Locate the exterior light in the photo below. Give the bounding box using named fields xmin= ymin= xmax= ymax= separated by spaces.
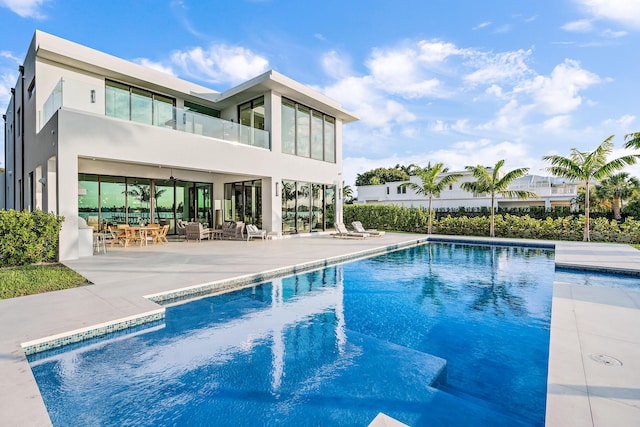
xmin=275 ymin=182 xmax=279 ymax=197
xmin=90 ymin=89 xmax=96 ymax=103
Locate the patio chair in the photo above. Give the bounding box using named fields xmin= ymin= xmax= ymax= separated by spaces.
xmin=186 ymin=223 xmax=214 ymax=242
xmin=332 ymin=222 xmax=368 ymax=239
xmin=107 ymin=226 xmax=126 ymax=247
xmin=222 ymin=221 xmax=245 ymax=240
xmin=246 ymin=224 xmax=266 ymax=241
xmin=124 ymin=226 xmax=144 ymax=247
xmin=176 ymin=220 xmax=188 ymax=240
xmin=154 ymin=224 xmax=170 ymax=244
xmin=352 ymin=221 xmax=385 ymax=237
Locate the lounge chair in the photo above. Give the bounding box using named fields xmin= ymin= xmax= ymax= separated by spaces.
xmin=333 ymin=222 xmax=368 ymax=239
xmin=246 ymin=224 xmax=266 ymax=241
xmin=186 ymin=223 xmax=214 ymax=242
xmin=352 ymin=221 xmax=385 ymax=237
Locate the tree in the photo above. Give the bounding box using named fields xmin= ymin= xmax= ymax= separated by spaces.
xmin=395 ymin=163 xmax=420 ymax=176
xmin=355 ymin=167 xmax=410 ymax=186
xmin=624 ymin=132 xmax=640 ymax=150
xmin=343 ymin=184 xmax=355 ymax=204
xmin=595 ymin=172 xmax=640 ymax=219
xmin=543 ymin=135 xmax=639 ymax=241
xmin=399 ymin=162 xmax=462 ymax=234
xmin=461 ymin=160 xmax=535 ymax=237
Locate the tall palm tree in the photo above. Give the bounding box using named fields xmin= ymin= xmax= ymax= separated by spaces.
xmin=461 ymin=160 xmax=535 ymax=237
xmin=400 ymin=162 xmax=462 ymax=234
xmin=595 ymin=172 xmax=640 ymax=219
xmin=543 ymin=136 xmax=639 ymax=241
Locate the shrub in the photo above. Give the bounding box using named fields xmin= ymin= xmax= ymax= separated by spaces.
xmin=344 ymin=204 xmax=640 ymax=243
xmin=0 ymin=210 xmax=64 ymax=267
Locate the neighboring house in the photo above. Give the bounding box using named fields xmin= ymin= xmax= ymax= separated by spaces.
xmin=356 ymin=169 xmax=579 ymax=210
xmin=3 ymin=31 xmax=357 ymax=260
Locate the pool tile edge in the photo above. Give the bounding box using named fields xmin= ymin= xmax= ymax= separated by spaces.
xmin=21 ymin=308 xmax=165 ymax=356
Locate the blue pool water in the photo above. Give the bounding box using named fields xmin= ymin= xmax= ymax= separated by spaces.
xmin=29 ymin=243 xmax=556 ymax=426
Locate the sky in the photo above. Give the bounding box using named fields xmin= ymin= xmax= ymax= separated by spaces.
xmin=1 ymin=0 xmax=640 ymax=189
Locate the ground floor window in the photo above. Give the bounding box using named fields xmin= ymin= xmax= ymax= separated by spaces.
xmin=78 ymin=174 xmax=212 ymax=234
xmin=282 ymin=180 xmax=335 ymax=234
xmin=224 ymin=180 xmax=262 ymax=228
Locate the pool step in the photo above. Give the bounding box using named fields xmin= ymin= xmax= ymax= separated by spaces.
xmin=295 ymin=331 xmax=534 ymax=426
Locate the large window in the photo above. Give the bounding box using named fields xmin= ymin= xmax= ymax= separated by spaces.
xmin=78 ymin=174 xmax=212 ymax=233
xmin=281 ymin=99 xmax=296 ymax=155
xmin=105 ymin=80 xmax=175 ymax=127
xmin=281 ymin=180 xmax=335 ymax=234
xmin=296 ymin=106 xmax=310 ymax=158
xmin=281 ymin=98 xmax=336 ymax=163
xmin=224 ymin=180 xmax=262 ymax=228
xmin=239 ymin=97 xmax=265 ymax=147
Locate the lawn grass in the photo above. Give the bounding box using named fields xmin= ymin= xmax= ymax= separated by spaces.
xmin=0 ymin=264 xmax=90 ymax=300
xmin=632 ymin=244 xmax=640 ymax=251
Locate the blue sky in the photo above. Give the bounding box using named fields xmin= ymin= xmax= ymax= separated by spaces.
xmin=2 ymin=0 xmax=640 ymax=186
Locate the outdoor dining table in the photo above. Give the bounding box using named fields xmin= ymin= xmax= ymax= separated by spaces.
xmin=129 ymin=226 xmax=160 ymax=246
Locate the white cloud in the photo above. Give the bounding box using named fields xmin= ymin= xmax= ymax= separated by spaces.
xmin=464 ymin=49 xmax=533 ymax=85
xmin=518 ymin=59 xmax=601 ymax=115
xmin=366 ymin=46 xmax=441 ymax=99
xmin=133 ymin=58 xmax=175 ymax=76
xmin=485 ymin=84 xmax=505 ymax=98
xmin=493 ymin=24 xmax=512 ymax=34
xmin=562 ymin=19 xmax=594 ymax=32
xmin=0 ymin=51 xmax=21 ymax=63
xmin=0 ymin=70 xmax=17 ymax=110
xmin=574 ymin=0 xmax=640 ymax=30
xmin=323 ymin=76 xmax=416 ymax=129
xmin=473 ymin=21 xmax=492 ymax=30
xmin=169 ymin=44 xmax=269 ymax=85
xmin=0 ymin=0 xmax=49 ymax=18
xmin=416 ymin=40 xmax=465 ymax=63
xmin=321 ymin=50 xmax=351 ymax=80
xmin=543 ymin=115 xmax=571 ymax=130
xmin=603 ymin=114 xmax=636 ymax=128
xmin=602 ymin=29 xmax=627 ymax=38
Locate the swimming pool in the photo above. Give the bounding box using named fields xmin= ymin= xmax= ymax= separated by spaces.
xmin=29 ymin=242 xmax=556 ymax=426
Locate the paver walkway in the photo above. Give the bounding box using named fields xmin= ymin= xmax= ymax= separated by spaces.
xmin=0 ymin=234 xmax=638 ymax=426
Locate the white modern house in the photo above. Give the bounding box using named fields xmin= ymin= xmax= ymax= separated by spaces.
xmin=356 ymin=170 xmax=579 ymax=210
xmin=3 ymin=31 xmax=357 ymax=260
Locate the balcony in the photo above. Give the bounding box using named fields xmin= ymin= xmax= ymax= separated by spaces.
xmin=40 ymin=78 xmax=270 ymax=149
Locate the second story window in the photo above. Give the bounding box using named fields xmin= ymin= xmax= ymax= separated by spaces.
xmin=105 ymin=80 xmax=175 ymax=128
xmin=281 ymin=97 xmax=336 ymax=163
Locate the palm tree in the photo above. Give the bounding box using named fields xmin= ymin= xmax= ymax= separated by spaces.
xmin=461 ymin=160 xmax=535 ymax=237
xmin=342 ymin=184 xmax=354 ymax=204
xmin=543 ymin=136 xmax=639 ymax=241
xmin=395 ymin=163 xmax=420 ymax=176
xmin=595 ymin=172 xmax=640 ymax=219
xmin=399 ymin=162 xmax=462 ymax=234
xmin=624 ymin=132 xmax=640 ymax=150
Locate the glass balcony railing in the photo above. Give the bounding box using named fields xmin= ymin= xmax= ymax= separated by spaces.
xmin=39 ymin=78 xmax=270 ymax=150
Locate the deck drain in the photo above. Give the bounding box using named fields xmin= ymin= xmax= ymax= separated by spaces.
xmin=589 ymin=353 xmax=623 ymax=366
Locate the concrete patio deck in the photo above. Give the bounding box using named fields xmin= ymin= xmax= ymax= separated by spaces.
xmin=0 ymin=233 xmax=638 ymax=426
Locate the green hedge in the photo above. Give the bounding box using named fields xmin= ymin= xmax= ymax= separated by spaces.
xmin=344 ymin=204 xmax=640 ymax=243
xmin=0 ymin=210 xmax=64 ymax=267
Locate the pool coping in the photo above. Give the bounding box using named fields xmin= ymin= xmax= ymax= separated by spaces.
xmin=3 ymin=233 xmax=639 ymax=426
